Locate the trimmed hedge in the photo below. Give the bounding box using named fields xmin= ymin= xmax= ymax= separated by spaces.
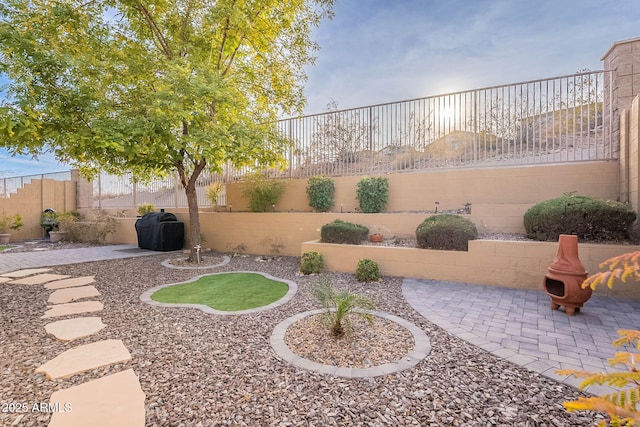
xmin=300 ymin=251 xmax=324 ymax=275
xmin=416 ymin=214 xmax=478 ymax=251
xmin=523 ymin=195 xmax=636 ymax=242
xmin=306 ymin=176 xmax=335 ymax=212
xmin=320 ymin=219 xmax=369 ymax=244
xmin=356 ymin=259 xmax=381 ymax=282
xmin=356 ymin=176 xmax=389 ymax=213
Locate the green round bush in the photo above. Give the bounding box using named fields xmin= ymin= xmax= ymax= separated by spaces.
xmin=300 ymin=251 xmax=324 ymax=275
xmin=523 ymin=195 xmax=636 ymax=242
xmin=306 ymin=176 xmax=335 ymax=212
xmin=356 ymin=259 xmax=381 ymax=282
xmin=356 ymin=176 xmax=389 ymax=213
xmin=416 ymin=214 xmax=478 ymax=251
xmin=320 ymin=219 xmax=369 ymax=244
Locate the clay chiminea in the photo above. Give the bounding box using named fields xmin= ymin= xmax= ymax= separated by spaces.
xmin=543 ymin=234 xmax=591 ymax=316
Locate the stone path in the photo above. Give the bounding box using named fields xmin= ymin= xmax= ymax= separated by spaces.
xmin=1 ymin=268 xmax=146 ymax=426
xmin=403 ymin=278 xmax=640 ymax=395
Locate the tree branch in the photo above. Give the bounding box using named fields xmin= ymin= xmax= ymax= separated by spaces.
xmin=134 ymin=0 xmax=173 ymax=59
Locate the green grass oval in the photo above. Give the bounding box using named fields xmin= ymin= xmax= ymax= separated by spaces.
xmin=151 ymin=272 xmax=289 ymax=311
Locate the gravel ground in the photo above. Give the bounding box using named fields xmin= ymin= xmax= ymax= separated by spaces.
xmin=0 ymin=249 xmax=600 ymax=426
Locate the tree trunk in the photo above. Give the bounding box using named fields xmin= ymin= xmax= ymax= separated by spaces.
xmin=176 ymin=154 xmax=206 ymax=263
xmin=184 ymin=180 xmax=201 ymax=262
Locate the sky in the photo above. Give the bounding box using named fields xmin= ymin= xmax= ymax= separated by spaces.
xmin=1 ymin=0 xmax=640 ymax=177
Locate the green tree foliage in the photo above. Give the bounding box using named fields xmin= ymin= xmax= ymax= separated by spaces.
xmin=559 ymin=251 xmax=640 ymax=426
xmin=0 ymin=0 xmax=333 ymax=260
xmin=306 ymin=175 xmax=335 ymax=212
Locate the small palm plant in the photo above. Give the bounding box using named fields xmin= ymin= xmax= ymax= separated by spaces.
xmin=559 ymin=251 xmax=640 ymax=426
xmin=313 ymin=277 xmax=376 ymax=338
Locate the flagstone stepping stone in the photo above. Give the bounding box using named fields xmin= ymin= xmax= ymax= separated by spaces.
xmin=9 ymin=273 xmax=71 ymax=285
xmin=45 ymin=276 xmax=96 ymax=290
xmin=48 ymin=368 xmax=145 ymax=427
xmin=36 ymin=339 xmax=131 ymax=379
xmin=1 ymin=268 xmax=52 ymax=278
xmin=42 ymin=301 xmax=104 ymax=319
xmin=48 ymin=286 xmax=100 ymax=304
xmin=45 ymin=317 xmax=106 ymax=341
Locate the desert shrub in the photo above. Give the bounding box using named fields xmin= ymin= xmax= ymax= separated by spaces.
xmin=320 ymin=219 xmax=368 ymax=244
xmin=416 ymin=214 xmax=478 ymax=251
xmin=242 ymin=173 xmax=286 ymax=212
xmin=0 ymin=212 xmax=23 ymax=233
xmin=313 ymin=277 xmax=376 ymax=338
xmin=137 ymin=203 xmax=155 ymax=216
xmin=58 ymin=210 xmax=116 ymax=244
xmin=306 ymin=176 xmax=335 ymax=212
xmin=524 ymin=195 xmax=636 ymax=242
xmin=559 ymin=251 xmax=640 ymax=425
xmin=300 ymin=251 xmax=324 ymax=274
xmin=356 ymin=176 xmax=389 ymax=213
xmin=356 ymin=259 xmax=381 ymax=282
xmin=205 ymin=182 xmax=224 ymax=205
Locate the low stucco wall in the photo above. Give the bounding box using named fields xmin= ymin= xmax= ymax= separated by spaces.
xmin=301 ymin=239 xmax=640 ymax=300
xmin=225 ymin=161 xmax=620 ymax=214
xmin=108 ymin=212 xmax=640 ymax=300
xmin=107 ymin=208 xmax=561 ymax=253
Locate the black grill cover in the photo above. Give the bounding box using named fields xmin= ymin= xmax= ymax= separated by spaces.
xmin=135 ymin=212 xmax=184 ymax=251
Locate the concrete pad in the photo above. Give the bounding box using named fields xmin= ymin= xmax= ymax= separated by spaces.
xmin=1 ymin=268 xmax=52 ymax=278
xmin=42 ymin=301 xmax=104 ymax=319
xmin=45 ymin=317 xmax=106 ymax=341
xmin=48 ymin=369 xmax=145 ymax=427
xmin=45 ymin=276 xmax=96 ymax=290
xmin=36 ymin=339 xmax=131 ymax=379
xmin=48 ymin=286 xmax=100 ymax=304
xmin=9 ymin=274 xmax=71 ymax=285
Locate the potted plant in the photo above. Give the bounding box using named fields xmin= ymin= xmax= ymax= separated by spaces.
xmin=41 ymin=209 xmax=67 ymax=242
xmin=0 ymin=212 xmax=24 ymax=244
xmin=369 ymin=233 xmax=384 ymax=243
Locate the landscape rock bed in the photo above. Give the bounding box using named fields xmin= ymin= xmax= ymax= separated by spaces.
xmin=0 ymin=251 xmax=599 ymax=426
xmin=284 ymin=314 xmax=414 ymax=368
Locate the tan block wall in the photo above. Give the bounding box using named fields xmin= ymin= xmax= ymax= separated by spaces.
xmin=226 ymin=162 xmax=621 ymax=214
xmin=0 ymin=179 xmax=76 ymax=242
xmin=630 ymin=97 xmax=640 ymax=212
xmin=302 ymin=240 xmax=640 ymax=300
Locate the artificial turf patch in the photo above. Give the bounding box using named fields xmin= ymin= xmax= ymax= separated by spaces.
xmin=151 ymin=272 xmax=288 ymax=311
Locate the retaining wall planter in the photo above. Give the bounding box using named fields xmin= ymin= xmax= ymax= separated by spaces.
xmin=301 ymin=239 xmax=640 ymax=300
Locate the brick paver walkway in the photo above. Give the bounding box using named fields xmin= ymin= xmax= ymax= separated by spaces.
xmin=403 ymin=278 xmax=640 ymax=395
xmin=0 ymin=245 xmax=164 ymax=273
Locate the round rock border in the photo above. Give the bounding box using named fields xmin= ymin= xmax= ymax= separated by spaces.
xmin=270 ymin=309 xmax=431 ymax=378
xmin=161 ymin=255 xmax=231 ymax=270
xmin=140 ymin=271 xmax=297 ymax=315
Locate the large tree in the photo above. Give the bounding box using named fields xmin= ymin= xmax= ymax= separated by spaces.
xmin=0 ymin=0 xmax=333 ymax=260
